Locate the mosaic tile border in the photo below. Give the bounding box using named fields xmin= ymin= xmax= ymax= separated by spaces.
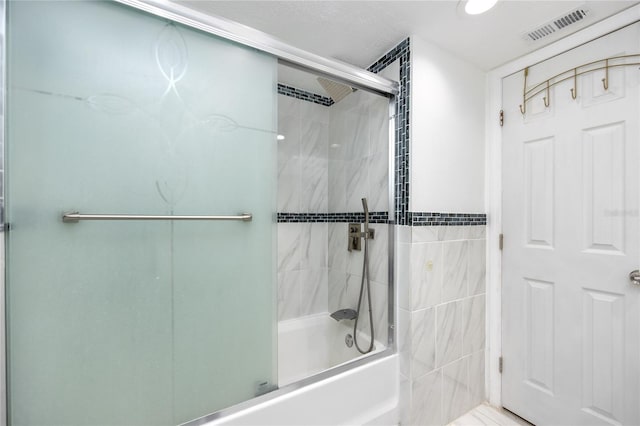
xmin=277 ymin=83 xmax=334 ymax=107
xmin=277 ymin=212 xmax=390 ymax=224
xmin=368 ymin=37 xmax=410 ymax=225
xmin=409 ymin=212 xmax=487 ymax=226
xmin=277 ymin=39 xmax=488 ymax=228
xmin=277 ymin=212 xmax=486 ymax=226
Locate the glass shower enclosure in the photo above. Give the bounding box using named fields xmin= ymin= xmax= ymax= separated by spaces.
xmin=5 ymin=1 xmax=277 ymax=424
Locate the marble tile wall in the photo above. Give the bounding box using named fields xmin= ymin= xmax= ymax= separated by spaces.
xmin=277 ymin=94 xmax=329 ymax=320
xmin=327 ymin=222 xmax=389 ymax=344
xmin=326 ymin=89 xmax=391 ymax=344
xmin=398 ymin=225 xmax=487 ymax=425
xmin=278 ymin=94 xmax=329 ymax=214
xmin=277 ymin=88 xmax=391 ymax=334
xmin=328 ymin=89 xmax=389 ymax=214
xmin=277 ymin=222 xmax=328 ymax=320
xmin=277 ymin=43 xmax=487 ymax=424
xmin=276 ymin=39 xmax=488 ymax=425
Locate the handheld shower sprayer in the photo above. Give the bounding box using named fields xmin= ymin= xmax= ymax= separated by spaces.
xmin=330 ymin=197 xmax=375 ymax=354
xmin=361 ymin=197 xmax=369 ymax=230
xmin=353 ymin=197 xmax=374 ymax=354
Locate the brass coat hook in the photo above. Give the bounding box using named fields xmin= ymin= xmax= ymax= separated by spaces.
xmin=543 ymin=80 xmax=550 ymax=108
xmin=519 ymin=67 xmax=529 ymax=115
xmin=570 ymin=68 xmax=577 ymax=99
xmin=602 ymin=59 xmax=609 ymax=90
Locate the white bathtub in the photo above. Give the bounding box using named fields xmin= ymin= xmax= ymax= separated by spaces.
xmin=207 ymin=313 xmax=398 ymax=425
xmin=277 ymin=313 xmax=384 ymax=386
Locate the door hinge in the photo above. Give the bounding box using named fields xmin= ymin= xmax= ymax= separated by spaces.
xmin=499 ymin=233 xmax=504 ymax=250
xmin=499 ymin=109 xmax=504 ymax=127
xmin=499 ymin=356 xmax=503 ymax=373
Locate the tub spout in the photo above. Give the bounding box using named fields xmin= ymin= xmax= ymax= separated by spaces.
xmin=330 ymin=309 xmax=358 ymax=321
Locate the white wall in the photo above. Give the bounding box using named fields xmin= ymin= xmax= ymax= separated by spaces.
xmin=410 ymin=35 xmax=486 ymax=213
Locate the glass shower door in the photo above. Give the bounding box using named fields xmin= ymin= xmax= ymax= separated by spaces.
xmin=5 ymin=1 xmax=277 ymax=424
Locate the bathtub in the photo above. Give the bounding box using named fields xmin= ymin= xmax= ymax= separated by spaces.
xmin=205 ymin=313 xmax=399 ymax=425
xmin=277 ymin=313 xmax=384 ymax=386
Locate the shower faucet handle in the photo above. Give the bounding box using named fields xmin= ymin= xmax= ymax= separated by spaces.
xmin=348 ymin=223 xmax=362 ymax=251
xmin=348 ymin=223 xmax=375 ymax=252
xmin=362 ymin=228 xmax=375 ymax=240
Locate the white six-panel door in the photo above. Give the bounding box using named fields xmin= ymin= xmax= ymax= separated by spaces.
xmin=502 ymin=23 xmax=640 ymax=425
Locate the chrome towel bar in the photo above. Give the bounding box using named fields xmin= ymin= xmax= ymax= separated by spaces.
xmin=62 ymin=212 xmax=252 ymax=223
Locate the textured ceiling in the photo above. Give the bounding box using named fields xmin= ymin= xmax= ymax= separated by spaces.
xmin=175 ymin=1 xmax=638 ymax=71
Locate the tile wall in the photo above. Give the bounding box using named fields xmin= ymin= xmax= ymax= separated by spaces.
xmin=368 ymin=37 xmax=487 ymax=426
xmin=276 ymin=85 xmax=391 ymax=341
xmin=277 ymin=94 xmax=329 ymax=215
xmin=327 ymin=222 xmax=389 ymax=345
xmin=398 ymin=225 xmax=487 ymax=425
xmin=327 ymin=89 xmax=389 ymax=214
xmin=276 ymin=94 xmax=329 ymax=321
xmin=368 ymin=38 xmax=410 ymax=225
xmin=326 ymin=88 xmax=390 ymax=344
xmin=276 ymin=37 xmax=488 ymax=426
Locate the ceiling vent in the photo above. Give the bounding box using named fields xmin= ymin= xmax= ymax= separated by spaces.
xmin=522 ymin=6 xmax=591 ymax=42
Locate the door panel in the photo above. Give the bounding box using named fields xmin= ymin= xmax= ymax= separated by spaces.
xmin=502 ymin=23 xmax=640 ymax=426
xmin=524 ymin=136 xmax=555 ymax=248
xmin=582 ymin=122 xmax=625 ymax=254
xmin=5 ymin=2 xmax=277 ymax=424
xmin=523 ymin=277 xmax=555 ymax=396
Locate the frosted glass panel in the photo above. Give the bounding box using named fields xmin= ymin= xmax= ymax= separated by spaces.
xmin=5 ymin=1 xmax=277 ymax=425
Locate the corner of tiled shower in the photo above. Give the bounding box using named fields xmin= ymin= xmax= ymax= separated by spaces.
xmin=277 ymin=37 xmax=489 ymax=425
xmin=276 ymin=89 xmax=390 ymax=345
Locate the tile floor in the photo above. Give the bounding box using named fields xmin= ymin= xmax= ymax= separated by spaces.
xmin=448 ymin=403 xmax=533 ymax=426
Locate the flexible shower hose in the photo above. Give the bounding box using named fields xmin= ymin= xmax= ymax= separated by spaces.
xmin=353 ymin=221 xmax=375 ymax=354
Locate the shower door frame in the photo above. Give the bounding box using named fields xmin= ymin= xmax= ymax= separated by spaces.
xmin=0 ymin=0 xmax=399 ymax=424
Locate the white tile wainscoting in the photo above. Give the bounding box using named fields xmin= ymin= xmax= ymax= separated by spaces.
xmin=398 ymin=225 xmax=487 ymax=425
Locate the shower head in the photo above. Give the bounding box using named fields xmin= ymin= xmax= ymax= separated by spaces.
xmin=317 ymin=77 xmax=354 ymax=103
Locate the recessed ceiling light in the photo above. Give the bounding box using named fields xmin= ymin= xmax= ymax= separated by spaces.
xmin=276 ymin=134 xmax=285 ymax=141
xmin=465 ymin=0 xmax=498 ymax=15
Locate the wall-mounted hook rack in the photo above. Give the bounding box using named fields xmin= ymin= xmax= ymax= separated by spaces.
xmin=518 ymin=54 xmax=640 ymax=115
